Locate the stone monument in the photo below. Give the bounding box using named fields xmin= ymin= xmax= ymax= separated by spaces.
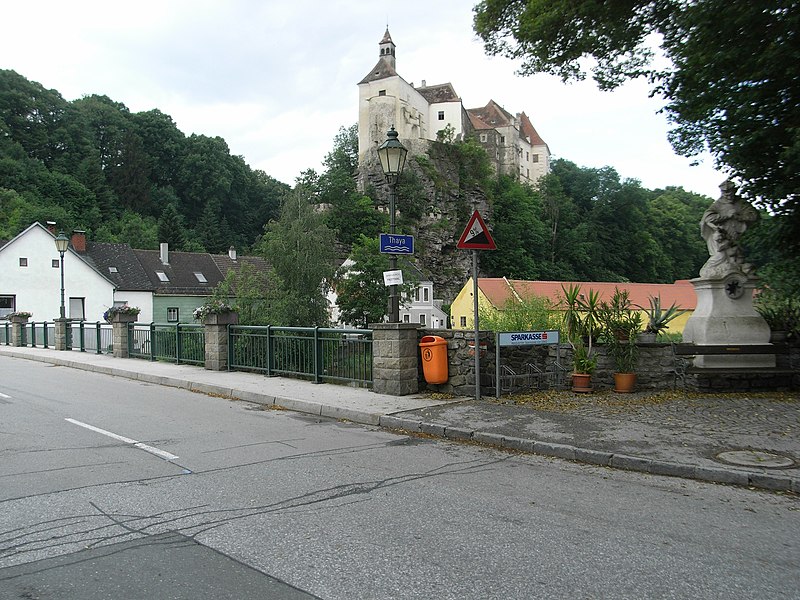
xmin=682 ymin=181 xmax=773 ymax=367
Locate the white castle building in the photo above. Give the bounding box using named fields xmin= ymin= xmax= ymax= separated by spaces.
xmin=358 ymin=29 xmax=551 ymax=184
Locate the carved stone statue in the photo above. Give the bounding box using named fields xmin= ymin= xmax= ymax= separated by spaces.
xmin=699 ymin=180 xmax=758 ymax=279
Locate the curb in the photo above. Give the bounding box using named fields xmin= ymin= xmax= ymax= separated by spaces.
xmin=377 ymin=415 xmax=800 ymax=494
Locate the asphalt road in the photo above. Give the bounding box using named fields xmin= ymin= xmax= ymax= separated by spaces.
xmin=0 ymin=357 xmax=798 ymax=599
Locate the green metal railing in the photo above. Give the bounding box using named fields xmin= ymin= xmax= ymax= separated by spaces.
xmin=66 ymin=321 xmax=113 ymax=354
xmin=128 ymin=322 xmax=205 ymax=365
xmin=1 ymin=322 xmax=10 ymax=345
xmin=229 ymin=326 xmax=373 ymax=386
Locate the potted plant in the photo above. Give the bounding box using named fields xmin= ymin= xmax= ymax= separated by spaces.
xmin=7 ymin=311 xmax=32 ymax=323
xmin=193 ymin=299 xmax=238 ymax=325
xmin=754 ymin=293 xmax=799 ymax=343
xmin=103 ymin=304 xmax=141 ymax=323
xmin=639 ymin=295 xmax=685 ymax=342
xmin=598 ymin=288 xmax=642 ymax=341
xmin=561 ymin=284 xmax=600 ymax=392
xmin=605 ymin=332 xmax=639 ymax=393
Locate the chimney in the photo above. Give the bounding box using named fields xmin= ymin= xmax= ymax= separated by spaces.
xmin=160 ymin=242 xmax=169 ymax=265
xmin=71 ymin=230 xmax=86 ymax=253
xmin=421 ymin=79 xmax=426 ymax=87
xmin=46 ymin=221 xmax=57 ymax=235
xmin=228 ymin=246 xmax=237 ymax=261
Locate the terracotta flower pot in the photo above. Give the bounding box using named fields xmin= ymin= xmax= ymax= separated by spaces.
xmin=571 ymin=373 xmax=592 ymax=393
xmin=613 ymin=372 xmax=637 ymax=393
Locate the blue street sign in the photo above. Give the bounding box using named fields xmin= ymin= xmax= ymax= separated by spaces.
xmin=379 ymin=233 xmax=414 ymax=255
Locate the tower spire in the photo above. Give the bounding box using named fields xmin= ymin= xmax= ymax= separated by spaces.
xmin=379 ymin=28 xmax=396 ymax=70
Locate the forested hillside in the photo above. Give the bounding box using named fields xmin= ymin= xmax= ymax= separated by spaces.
xmin=0 ymin=70 xmax=288 ymax=252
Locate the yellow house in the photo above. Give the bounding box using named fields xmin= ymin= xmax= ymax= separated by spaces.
xmin=451 ymin=277 xmax=697 ymax=332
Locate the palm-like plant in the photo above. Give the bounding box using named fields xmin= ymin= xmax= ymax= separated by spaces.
xmin=642 ymin=295 xmax=685 ymax=335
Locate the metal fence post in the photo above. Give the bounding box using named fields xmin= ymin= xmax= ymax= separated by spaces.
xmin=79 ymin=321 xmax=86 ymax=352
xmin=313 ymin=327 xmax=322 ymax=384
xmin=96 ymin=322 xmax=102 ymax=354
xmin=176 ymin=324 xmax=182 ymax=364
xmin=30 ymin=323 xmax=36 ymax=347
xmin=266 ymin=325 xmax=273 ymax=377
xmin=149 ymin=323 xmax=156 ymax=361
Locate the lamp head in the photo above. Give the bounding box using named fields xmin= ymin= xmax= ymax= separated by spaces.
xmin=377 ymin=126 xmax=408 ymax=178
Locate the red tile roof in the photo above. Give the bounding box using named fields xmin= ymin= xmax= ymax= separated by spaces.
xmin=478 ymin=279 xmax=696 ymax=310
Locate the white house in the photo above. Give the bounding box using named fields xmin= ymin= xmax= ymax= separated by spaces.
xmin=0 ymin=222 xmax=126 ymax=322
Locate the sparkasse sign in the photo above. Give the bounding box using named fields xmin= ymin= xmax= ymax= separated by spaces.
xmin=498 ymin=330 xmax=560 ymax=347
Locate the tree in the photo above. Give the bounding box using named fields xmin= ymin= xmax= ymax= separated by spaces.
xmin=333 ymin=236 xmax=391 ymax=329
xmin=258 ymin=186 xmax=337 ymax=326
xmin=473 ymin=1 xmax=800 ymax=222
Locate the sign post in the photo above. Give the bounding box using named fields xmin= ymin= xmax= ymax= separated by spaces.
xmin=457 ymin=210 xmax=496 ymax=401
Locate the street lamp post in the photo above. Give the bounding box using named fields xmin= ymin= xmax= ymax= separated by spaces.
xmin=54 ymin=232 xmax=69 ymax=320
xmin=377 ymin=126 xmax=408 ymax=323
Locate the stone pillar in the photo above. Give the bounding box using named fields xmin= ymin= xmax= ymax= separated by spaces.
xmin=110 ymin=314 xmax=138 ymax=358
xmin=203 ymin=312 xmax=238 ymax=370
xmin=371 ymin=323 xmax=420 ymax=396
xmin=10 ymin=317 xmax=29 ymax=347
xmin=54 ymin=318 xmax=69 ymax=350
xmin=683 ymin=275 xmax=773 ymax=368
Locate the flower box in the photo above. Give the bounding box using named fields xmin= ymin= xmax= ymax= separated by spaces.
xmin=109 ymin=313 xmax=138 ymax=324
xmin=202 ymin=312 xmax=238 ymax=326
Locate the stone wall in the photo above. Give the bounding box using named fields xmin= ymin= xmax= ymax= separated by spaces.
xmin=416 ymin=329 xmax=799 ymax=395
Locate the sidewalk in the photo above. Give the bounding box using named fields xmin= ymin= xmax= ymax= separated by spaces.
xmin=1 ymin=345 xmax=798 ymax=493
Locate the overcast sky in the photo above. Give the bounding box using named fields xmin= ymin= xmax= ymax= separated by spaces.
xmin=2 ymin=0 xmax=724 ymax=198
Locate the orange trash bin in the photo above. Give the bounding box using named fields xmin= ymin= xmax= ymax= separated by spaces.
xmin=419 ymin=335 xmax=449 ymax=384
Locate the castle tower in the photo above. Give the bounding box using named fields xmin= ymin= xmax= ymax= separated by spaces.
xmin=378 ymin=28 xmax=396 ymax=70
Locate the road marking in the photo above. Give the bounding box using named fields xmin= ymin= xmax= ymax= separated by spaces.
xmin=65 ymin=418 xmax=179 ymax=461
xmin=0 ymin=392 xmax=10 ymax=399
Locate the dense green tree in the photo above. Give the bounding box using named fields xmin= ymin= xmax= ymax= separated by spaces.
xmin=258 ymin=187 xmax=337 ymax=326
xmin=473 ymin=0 xmax=800 ymax=224
xmin=157 ymin=202 xmax=188 ymax=249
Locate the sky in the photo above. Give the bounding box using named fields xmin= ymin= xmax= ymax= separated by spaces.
xmin=1 ymin=0 xmax=725 ymax=198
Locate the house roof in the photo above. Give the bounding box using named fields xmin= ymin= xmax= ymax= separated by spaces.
xmin=417 ymin=83 xmax=460 ymax=104
xmin=466 ymin=100 xmax=514 ymax=129
xmin=477 ymin=278 xmax=697 ymax=310
xmin=133 ymin=249 xmax=225 ymax=295
xmin=518 ymin=112 xmax=547 ymax=148
xmin=83 ymin=242 xmax=153 ymax=291
xmin=358 ymin=56 xmax=399 ymax=85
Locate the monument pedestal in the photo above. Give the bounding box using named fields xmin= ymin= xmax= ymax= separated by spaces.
xmin=682 ymin=276 xmax=774 ymax=368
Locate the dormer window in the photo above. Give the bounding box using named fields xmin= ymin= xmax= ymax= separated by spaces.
xmin=194 ymin=272 xmax=207 ymax=283
xmin=109 ymin=266 xmax=118 ymax=273
xmin=156 ymin=271 xmax=169 ymax=282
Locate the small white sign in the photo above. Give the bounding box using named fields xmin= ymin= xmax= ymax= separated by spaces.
xmin=498 ymin=330 xmax=560 ymax=347
xmin=383 ymin=270 xmax=404 ymax=286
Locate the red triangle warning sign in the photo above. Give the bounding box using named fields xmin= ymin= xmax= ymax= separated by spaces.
xmin=457 ymin=210 xmax=496 ymax=250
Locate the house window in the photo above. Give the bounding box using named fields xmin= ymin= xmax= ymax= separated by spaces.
xmin=114 ymin=300 xmax=127 ymax=308
xmin=438 ymin=111 xmax=445 ymax=120
xmin=378 ymin=90 xmax=386 ymax=96
xmin=480 ymin=133 xmax=487 ymax=142
xmin=423 ymin=287 xmax=429 ymax=302
xmin=414 ymin=288 xmax=420 ymax=302
xmin=194 ymin=272 xmax=207 ymax=283
xmin=460 ymin=316 xmax=467 ymax=327
xmin=532 ymin=154 xmax=539 ymax=163
xmin=0 ymin=296 xmax=15 ymax=318
xmin=527 ymin=169 xmax=530 ymax=178
xmin=167 ymin=307 xmax=179 ymax=322
xmin=403 ymin=314 xmax=410 ymax=323
xmin=52 ymin=259 xmax=60 ymax=268
xmin=69 ymin=297 xmax=85 ymax=321
xmin=19 ymin=258 xmax=27 ymax=267
xmin=156 ymin=271 xmax=169 ymax=282
xmin=419 ymin=314 xmax=426 ymax=325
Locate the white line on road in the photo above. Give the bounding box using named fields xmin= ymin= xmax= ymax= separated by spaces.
xmin=65 ymin=418 xmax=179 ymax=461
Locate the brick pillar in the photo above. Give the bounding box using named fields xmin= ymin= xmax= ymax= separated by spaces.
xmin=54 ymin=318 xmax=69 ymax=350
xmin=203 ymin=312 xmax=237 ymax=371
xmin=371 ymin=323 xmax=420 ymax=396
xmin=10 ymin=318 xmax=29 ymax=347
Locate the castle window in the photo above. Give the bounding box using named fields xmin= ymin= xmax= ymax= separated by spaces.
xmin=480 ymin=134 xmax=487 ymax=142
xmin=438 ymin=111 xmax=445 ymax=120
xmin=378 ymin=90 xmax=386 ymax=96
xmin=19 ymin=258 xmax=28 ymax=267
xmin=526 ymin=152 xmax=530 ymax=161
xmin=52 ymin=259 xmax=60 ymax=268
xmin=500 ymin=136 xmax=505 ymax=143
xmin=532 ymin=154 xmax=539 ymax=163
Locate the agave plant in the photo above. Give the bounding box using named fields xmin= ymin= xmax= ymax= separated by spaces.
xmin=642 ymin=295 xmax=685 ymax=335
